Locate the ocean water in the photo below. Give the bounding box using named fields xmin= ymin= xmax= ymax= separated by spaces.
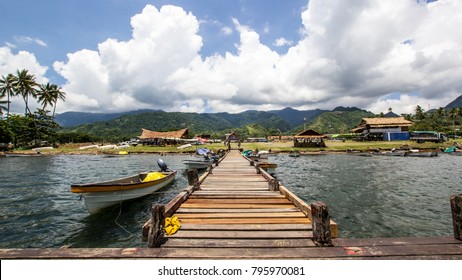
xmin=0 ymin=152 xmax=460 ymax=248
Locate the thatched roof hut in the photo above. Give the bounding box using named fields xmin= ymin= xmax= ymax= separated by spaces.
xmin=139 ymin=128 xmax=189 ymax=145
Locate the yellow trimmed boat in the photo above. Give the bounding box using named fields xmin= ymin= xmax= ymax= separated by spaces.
xmin=71 ymin=160 xmax=176 ymax=214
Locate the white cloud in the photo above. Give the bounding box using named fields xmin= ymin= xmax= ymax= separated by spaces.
xmin=43 ymin=0 xmax=462 ymax=115
xmin=14 ymin=36 xmax=47 ymax=47
xmin=273 ymin=37 xmax=293 ymax=47
xmin=220 ymin=26 xmax=233 ymax=36
xmin=0 ymin=46 xmax=50 ymax=114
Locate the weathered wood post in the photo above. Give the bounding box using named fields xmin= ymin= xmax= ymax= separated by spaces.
xmin=187 ymin=169 xmax=199 ymax=190
xmin=311 ymin=202 xmax=333 ymax=247
xmin=269 ymin=178 xmax=279 ymax=191
xmin=450 ymin=194 xmax=462 ymax=240
xmin=147 ymin=204 xmax=165 ymax=248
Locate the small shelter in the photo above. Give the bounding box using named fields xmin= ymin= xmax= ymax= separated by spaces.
xmin=352 ymin=117 xmax=413 ymax=141
xmin=139 ymin=128 xmax=189 ymax=145
xmin=294 ymin=129 xmax=326 ymax=147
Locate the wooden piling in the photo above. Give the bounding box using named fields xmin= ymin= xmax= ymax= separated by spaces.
xmin=187 ymin=169 xmax=199 ymax=190
xmin=450 ymin=194 xmax=462 ymax=241
xmin=311 ymin=202 xmax=333 ymax=247
xmin=147 ymin=205 xmax=165 ymax=248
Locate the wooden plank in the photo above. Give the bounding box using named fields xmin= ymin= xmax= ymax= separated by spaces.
xmin=179 ymin=203 xmax=298 ymax=209
xmin=167 ymin=230 xmax=313 ymax=239
xmin=190 ymin=194 xmax=287 ymax=199
xmin=177 ymin=224 xmax=312 ymax=231
xmin=175 ymin=212 xmax=306 ymax=219
xmin=163 ymin=238 xmax=316 ymax=248
xmin=191 ymin=191 xmax=281 ymax=196
xmin=176 ymin=208 xmax=302 ymax=213
xmin=333 ymin=236 xmax=462 ymax=247
xmin=179 ymin=218 xmax=311 ymax=224
xmin=199 ymin=187 xmax=269 ymax=191
xmin=182 ymin=198 xmax=293 ymax=204
xmin=2 ymin=242 xmax=462 ymax=259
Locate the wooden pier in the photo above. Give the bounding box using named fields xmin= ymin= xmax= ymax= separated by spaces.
xmin=142 ymin=149 xmax=338 ymax=256
xmin=1 ymin=150 xmax=462 ymax=259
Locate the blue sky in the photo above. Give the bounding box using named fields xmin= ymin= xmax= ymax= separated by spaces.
xmin=1 ymin=0 xmax=462 ymax=115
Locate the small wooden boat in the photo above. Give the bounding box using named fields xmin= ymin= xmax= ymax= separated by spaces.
xmin=102 ymin=151 xmax=130 ymax=158
xmin=4 ymin=152 xmax=43 ymax=157
xmin=71 ymin=160 xmax=176 ymax=214
xmin=372 ymin=150 xmax=406 ymax=156
xmin=405 ymin=150 xmax=438 ymax=157
xmin=288 ymin=150 xmax=300 ymax=157
xmin=182 ymin=156 xmax=214 ymax=169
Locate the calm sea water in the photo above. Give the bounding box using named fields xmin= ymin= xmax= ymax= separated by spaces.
xmin=0 ymin=152 xmax=461 ymax=248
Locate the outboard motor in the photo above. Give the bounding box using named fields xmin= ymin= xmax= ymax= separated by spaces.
xmin=157 ymin=159 xmax=169 ymax=172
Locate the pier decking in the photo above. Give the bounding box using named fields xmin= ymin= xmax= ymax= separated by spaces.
xmin=154 ymin=150 xmax=333 ymax=257
xmin=1 ymin=150 xmax=462 ymax=259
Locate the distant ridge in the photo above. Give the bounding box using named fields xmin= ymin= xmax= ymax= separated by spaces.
xmin=445 ymin=95 xmax=462 ymax=109
xmin=55 ymin=109 xmax=160 ymax=127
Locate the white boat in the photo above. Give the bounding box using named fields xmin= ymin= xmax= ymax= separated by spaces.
xmin=182 ymin=156 xmax=214 ymax=169
xmin=71 ymin=160 xmax=176 ymax=214
xmin=289 ymin=150 xmax=300 ymax=157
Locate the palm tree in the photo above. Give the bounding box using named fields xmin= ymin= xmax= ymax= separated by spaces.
xmin=11 ymin=69 xmax=38 ymax=115
xmin=448 ymin=108 xmax=458 ymax=139
xmin=0 ymin=74 xmax=15 ymax=118
xmin=37 ymin=83 xmax=66 ymax=117
xmin=415 ymin=105 xmax=425 ymax=120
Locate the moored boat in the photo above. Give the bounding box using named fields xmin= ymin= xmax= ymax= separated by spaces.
xmin=71 ymin=159 xmax=176 ymax=214
xmin=182 ymin=156 xmax=214 ymax=169
xmin=288 ymin=150 xmax=300 ymax=157
xmin=404 ymin=150 xmax=438 ymax=157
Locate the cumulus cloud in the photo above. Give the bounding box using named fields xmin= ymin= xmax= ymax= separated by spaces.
xmin=273 ymin=37 xmax=293 ymax=47
xmin=0 ymin=46 xmax=49 ymax=113
xmin=51 ymin=0 xmax=462 ymax=114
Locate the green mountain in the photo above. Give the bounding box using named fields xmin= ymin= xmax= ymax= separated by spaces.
xmin=268 ymin=107 xmax=328 ymax=127
xmin=60 ymin=110 xmax=291 ymax=141
xmin=293 ymin=107 xmax=375 ymax=134
xmin=55 ymin=109 xmax=159 ymax=127
xmin=445 ymin=95 xmax=462 ymax=109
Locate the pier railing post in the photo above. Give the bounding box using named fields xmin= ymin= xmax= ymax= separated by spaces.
xmin=147 ymin=204 xmax=165 ymax=248
xmin=269 ymin=178 xmax=279 ymax=191
xmin=187 ymin=169 xmax=200 ymax=190
xmin=311 ymin=202 xmax=333 ymax=247
xmin=450 ymin=194 xmax=462 ymax=240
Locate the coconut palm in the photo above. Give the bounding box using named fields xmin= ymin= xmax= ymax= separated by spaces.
xmin=37 ymin=83 xmax=66 ymax=117
xmin=0 ymin=74 xmax=15 ymax=118
xmin=11 ymin=69 xmax=38 ymax=115
xmin=448 ymin=108 xmax=459 ymax=139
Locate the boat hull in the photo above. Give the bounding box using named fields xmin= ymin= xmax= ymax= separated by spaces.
xmin=182 ymin=158 xmax=213 ymax=169
xmin=72 ymin=171 xmax=176 ymax=214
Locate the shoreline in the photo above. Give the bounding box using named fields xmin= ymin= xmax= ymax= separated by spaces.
xmin=0 ymin=139 xmax=453 ymax=156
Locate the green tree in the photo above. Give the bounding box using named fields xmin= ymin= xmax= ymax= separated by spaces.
xmin=7 ymin=114 xmax=35 ymax=148
xmin=0 ymin=119 xmax=12 ymax=144
xmin=37 ymin=83 xmax=66 ymax=117
xmin=415 ymin=105 xmax=425 ymax=120
xmin=448 ymin=108 xmax=458 ymax=138
xmin=0 ymin=74 xmax=15 ymax=118
xmin=11 ymin=69 xmax=38 ymax=115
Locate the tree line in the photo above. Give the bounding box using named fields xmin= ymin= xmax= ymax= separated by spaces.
xmin=0 ymin=69 xmax=66 ymax=148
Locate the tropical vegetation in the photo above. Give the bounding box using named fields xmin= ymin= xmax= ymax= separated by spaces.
xmin=0 ymin=69 xmax=65 ymax=148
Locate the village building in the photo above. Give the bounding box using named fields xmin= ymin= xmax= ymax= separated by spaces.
xmin=293 ymin=129 xmax=326 ymax=147
xmin=139 ymin=128 xmax=189 ymax=146
xmin=351 ymin=117 xmax=413 ymax=141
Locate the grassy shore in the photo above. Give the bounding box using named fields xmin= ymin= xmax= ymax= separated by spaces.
xmin=4 ymin=140 xmax=454 ymax=155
